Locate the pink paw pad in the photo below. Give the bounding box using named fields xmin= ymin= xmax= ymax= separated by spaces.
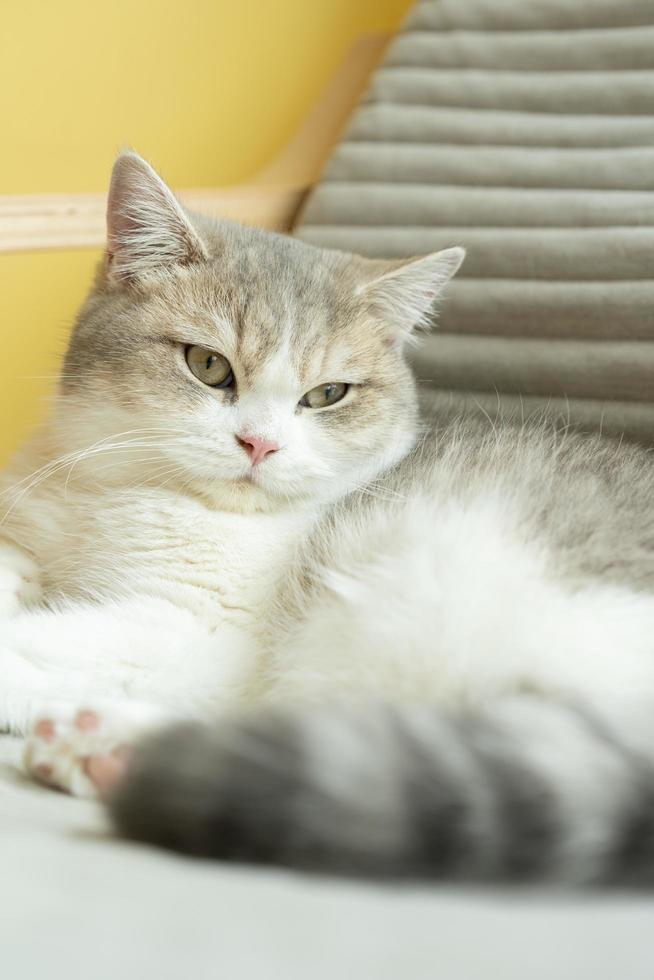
xmin=75 ymin=710 xmax=100 ymax=732
xmin=34 ymin=719 xmax=57 ymax=742
xmin=84 ymin=748 xmax=130 ymax=795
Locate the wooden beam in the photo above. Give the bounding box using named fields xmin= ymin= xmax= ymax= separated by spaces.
xmin=0 ymin=185 xmax=309 ymax=252
xmin=0 ymin=34 xmax=388 ymax=254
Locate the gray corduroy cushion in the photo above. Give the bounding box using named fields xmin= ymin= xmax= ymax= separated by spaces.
xmin=295 ymin=0 xmax=654 ymax=440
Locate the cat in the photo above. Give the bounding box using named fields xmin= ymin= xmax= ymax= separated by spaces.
xmin=4 ymin=150 xmax=654 ymax=883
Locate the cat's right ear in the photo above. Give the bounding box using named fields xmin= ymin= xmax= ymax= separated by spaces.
xmin=106 ymin=152 xmax=208 ymax=284
xmin=359 ymin=247 xmax=465 ymax=344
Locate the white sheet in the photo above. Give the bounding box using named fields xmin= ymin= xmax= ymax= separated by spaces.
xmin=2 ymin=736 xmax=653 ymax=979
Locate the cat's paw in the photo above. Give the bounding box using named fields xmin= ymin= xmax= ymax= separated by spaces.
xmin=24 ymin=702 xmax=166 ymax=799
xmin=0 ymin=545 xmax=41 ymax=616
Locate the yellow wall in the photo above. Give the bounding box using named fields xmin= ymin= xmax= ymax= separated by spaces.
xmin=0 ymin=0 xmax=412 ymax=464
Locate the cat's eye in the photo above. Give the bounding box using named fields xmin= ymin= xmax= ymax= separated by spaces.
xmin=185 ymin=345 xmax=234 ymax=388
xmin=299 ymin=382 xmax=349 ymax=409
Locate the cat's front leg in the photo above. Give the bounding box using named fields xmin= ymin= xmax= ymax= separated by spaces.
xmin=0 ymin=540 xmax=41 ymax=617
xmin=0 ymin=594 xmax=258 ymax=735
xmin=18 ymin=602 xmax=259 ymax=797
xmin=0 ymin=597 xmax=197 ymax=735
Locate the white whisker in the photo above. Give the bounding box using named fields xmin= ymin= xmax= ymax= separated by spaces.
xmin=0 ymin=427 xmax=187 ymax=524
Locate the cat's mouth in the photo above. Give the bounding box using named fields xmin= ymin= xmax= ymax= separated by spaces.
xmin=233 ymin=471 xmax=268 ymax=490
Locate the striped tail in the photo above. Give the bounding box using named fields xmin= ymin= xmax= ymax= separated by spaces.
xmin=107 ymin=697 xmax=654 ymax=883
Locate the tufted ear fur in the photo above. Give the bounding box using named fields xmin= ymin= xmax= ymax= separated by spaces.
xmin=106 ymin=151 xmax=208 ymax=284
xmin=361 ymin=247 xmax=465 ymax=341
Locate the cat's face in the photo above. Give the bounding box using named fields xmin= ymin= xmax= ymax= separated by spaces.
xmin=60 ymin=153 xmax=463 ymax=512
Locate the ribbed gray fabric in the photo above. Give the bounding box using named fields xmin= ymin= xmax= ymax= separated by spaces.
xmin=295 ymin=0 xmax=654 ymax=441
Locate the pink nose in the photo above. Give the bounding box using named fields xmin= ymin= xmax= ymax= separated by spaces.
xmin=236 ymin=433 xmax=280 ymax=467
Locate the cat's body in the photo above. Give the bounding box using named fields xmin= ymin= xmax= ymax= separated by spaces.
xmin=4 ymin=152 xmax=654 ymax=882
xmin=7 ymin=406 xmax=654 ymax=721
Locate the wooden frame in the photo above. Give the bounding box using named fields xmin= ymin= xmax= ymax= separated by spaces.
xmin=0 ymin=35 xmax=388 ymax=254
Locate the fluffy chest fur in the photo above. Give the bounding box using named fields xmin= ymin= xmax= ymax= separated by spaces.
xmin=9 ymin=480 xmax=313 ymax=633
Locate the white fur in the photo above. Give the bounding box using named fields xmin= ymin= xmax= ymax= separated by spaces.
xmin=0 ymin=542 xmax=41 ymax=617
xmin=265 ymin=492 xmax=654 ymax=713
xmin=2 ymin=471 xmax=653 ymax=730
xmin=4 ymin=452 xmax=654 ymax=797
xmin=0 ymin=472 xmax=313 ymax=734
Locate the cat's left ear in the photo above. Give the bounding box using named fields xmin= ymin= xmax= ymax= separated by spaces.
xmin=360 ymin=247 xmax=465 ymax=342
xmin=106 ymin=151 xmax=208 ymax=284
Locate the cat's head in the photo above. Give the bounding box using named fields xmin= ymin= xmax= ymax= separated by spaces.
xmin=59 ymin=152 xmax=463 ymax=511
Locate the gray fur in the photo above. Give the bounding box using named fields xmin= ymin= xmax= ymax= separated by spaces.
xmin=109 ymin=696 xmax=654 ymax=883
xmin=275 ymin=410 xmax=654 ymax=627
